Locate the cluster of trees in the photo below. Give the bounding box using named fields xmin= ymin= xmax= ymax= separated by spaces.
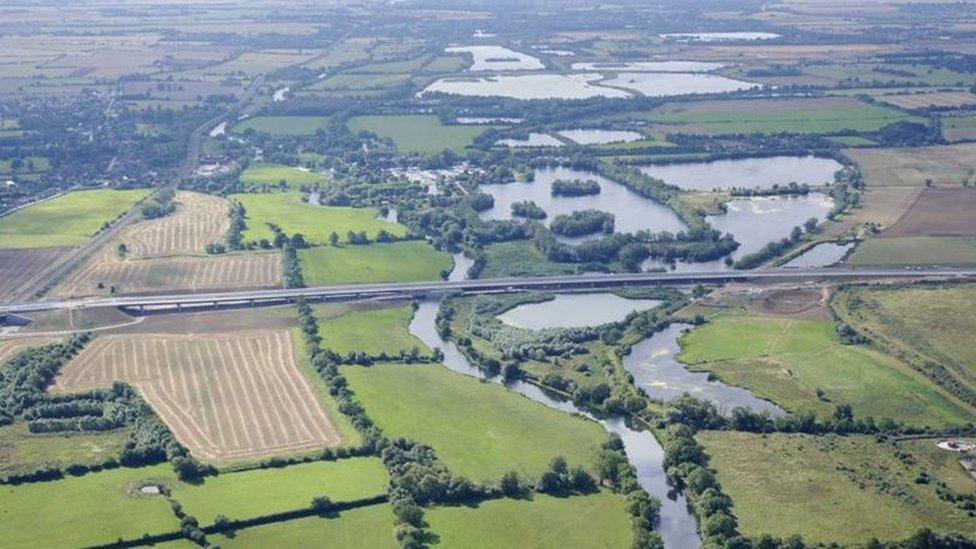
xmin=510 ymin=200 xmax=547 ymax=219
xmin=141 ymin=188 xmax=177 ymax=219
xmin=734 ymin=225 xmax=807 ymax=270
xmin=729 ymin=182 xmax=811 ymax=197
xmin=549 ymin=209 xmax=615 ymax=237
xmin=282 ymin=242 xmax=304 ymax=288
xmin=0 ymin=334 xmax=90 ymax=424
xmin=468 ymin=192 xmax=495 ymax=212
xmin=596 ymin=435 xmax=665 ymax=549
xmin=550 ymin=178 xmax=601 ymax=197
xmin=226 ymin=200 xmax=246 ymax=250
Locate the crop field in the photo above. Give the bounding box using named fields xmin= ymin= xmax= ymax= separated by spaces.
xmin=0 ymin=421 xmax=130 ymax=478
xmin=0 ymin=463 xmax=178 ymax=548
xmin=212 ymin=504 xmax=396 ymax=548
xmin=635 ymin=96 xmax=918 ymax=135
xmin=170 ymin=457 xmax=388 ymax=524
xmin=426 ymin=492 xmax=631 ymax=548
xmin=698 ymin=431 xmax=976 ymax=544
xmin=232 ymin=116 xmax=331 ymax=136
xmin=54 ymin=331 xmax=343 ymax=462
xmin=298 ymin=241 xmax=451 ymax=285
xmin=302 ymin=37 xmax=373 ymax=70
xmin=833 ymin=284 xmax=976 ymax=397
xmin=0 ymin=188 xmax=149 ymax=248
xmin=884 ymin=188 xmax=976 ymax=237
xmin=239 ymin=162 xmax=330 ymax=188
xmin=343 ymin=363 xmax=606 ymax=482
xmin=184 ymin=49 xmax=319 ymax=77
xmin=942 ymin=114 xmax=976 ymax=142
xmin=876 ymin=91 xmax=976 ymax=110
xmin=847 ymin=237 xmax=976 ymax=267
xmin=231 ymin=192 xmax=405 ymax=245
xmin=311 ymin=72 xmax=412 ymax=92
xmin=848 ymin=143 xmax=976 ymax=187
xmin=123 ymin=191 xmax=229 ymax=258
xmin=677 ymin=314 xmax=975 ymax=426
xmin=346 ymin=115 xmax=492 ymax=154
xmin=803 ymin=63 xmax=976 ymax=87
xmin=0 ymin=247 xmax=67 ymax=300
xmin=52 ymin=250 xmax=282 ymax=298
xmin=315 ymin=302 xmax=429 ymax=356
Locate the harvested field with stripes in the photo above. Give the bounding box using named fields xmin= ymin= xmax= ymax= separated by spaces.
xmin=0 ymin=247 xmax=68 ymax=301
xmin=52 ymin=251 xmax=281 ymax=298
xmin=876 ymin=91 xmax=976 ymax=110
xmin=123 ymin=191 xmax=229 ymax=258
xmin=53 ymin=330 xmax=342 ymax=462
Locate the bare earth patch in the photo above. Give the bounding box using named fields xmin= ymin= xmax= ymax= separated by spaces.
xmin=53 ymin=330 xmax=341 ymax=462
xmin=747 ymin=288 xmax=829 ymax=320
xmin=885 ymin=188 xmax=976 ymax=237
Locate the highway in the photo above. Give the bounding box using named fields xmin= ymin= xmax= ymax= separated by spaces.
xmin=2 ymin=267 xmax=974 ymax=317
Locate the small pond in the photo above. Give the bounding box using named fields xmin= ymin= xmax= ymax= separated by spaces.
xmin=558 ymin=129 xmax=643 ymax=145
xmin=639 ymin=155 xmax=843 ymax=192
xmin=496 ymin=293 xmax=662 ymax=330
xmin=496 ymin=133 xmax=564 ymax=147
xmin=661 ymin=32 xmax=780 ymax=42
xmin=783 ymin=241 xmax=855 ymax=268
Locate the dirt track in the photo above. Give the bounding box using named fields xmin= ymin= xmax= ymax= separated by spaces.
xmin=53 ymin=330 xmax=341 ymax=462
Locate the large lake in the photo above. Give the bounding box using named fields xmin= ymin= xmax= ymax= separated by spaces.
xmin=783 ymin=241 xmax=855 ymax=268
xmin=446 ymin=45 xmax=544 ymax=71
xmin=572 ymin=60 xmax=727 ymax=72
xmin=477 ymin=166 xmax=687 ymax=237
xmin=497 ymin=293 xmax=662 ymax=330
xmin=661 ymin=32 xmax=780 ymax=42
xmin=599 ymin=72 xmax=757 ymax=97
xmin=639 ymin=155 xmax=844 ymax=191
xmin=423 ymin=73 xmax=632 ymax=100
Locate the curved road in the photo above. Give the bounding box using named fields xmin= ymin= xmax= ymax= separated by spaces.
xmin=3 ymin=267 xmax=974 ymax=316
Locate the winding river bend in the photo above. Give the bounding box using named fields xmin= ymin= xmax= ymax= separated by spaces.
xmin=408 ymin=298 xmax=702 ymax=548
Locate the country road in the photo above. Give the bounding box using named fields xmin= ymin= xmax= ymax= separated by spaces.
xmin=3 ymin=267 xmax=974 ymax=316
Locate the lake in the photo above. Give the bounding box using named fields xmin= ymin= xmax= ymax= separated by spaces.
xmin=446 ymin=45 xmax=544 ymax=71
xmin=497 ymin=293 xmax=662 ymax=330
xmin=599 ymin=72 xmax=757 ymax=97
xmin=422 ymin=73 xmax=632 ymax=100
xmin=572 ymin=61 xmax=727 ymax=72
xmin=661 ymin=32 xmax=780 ymax=42
xmin=558 ymin=128 xmax=643 ymax=145
xmin=477 ymin=166 xmax=687 ymax=237
xmin=496 ymin=133 xmax=564 ymax=147
xmin=639 ymin=155 xmax=844 ymax=191
xmin=783 ymin=241 xmax=855 ymax=268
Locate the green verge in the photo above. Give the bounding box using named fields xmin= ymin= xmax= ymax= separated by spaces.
xmin=211 ymin=504 xmax=396 ymax=548
xmin=0 ymin=463 xmax=178 ymax=548
xmin=290 ymin=329 xmax=362 ymax=448
xmin=346 ymin=114 xmax=492 ymax=155
xmin=0 ymin=188 xmax=150 ymax=249
xmin=343 ymin=363 xmax=606 ymax=482
xmin=0 ymin=422 xmax=131 ymax=477
xmin=479 ymin=240 xmax=576 ymax=278
xmin=315 ymin=303 xmax=430 ymax=356
xmin=299 ymin=241 xmax=451 ymax=285
xmin=677 ymin=314 xmax=975 ymax=427
xmin=169 ymin=457 xmax=388 ymax=525
xmin=426 ymin=491 xmax=632 ymax=548
xmin=847 ymin=237 xmax=976 ymax=267
xmin=698 ymin=431 xmax=976 ymax=544
xmin=230 ymin=192 xmax=405 ymax=245
xmin=239 ymin=162 xmax=329 ymax=189
xmin=231 ymin=116 xmax=331 ymax=136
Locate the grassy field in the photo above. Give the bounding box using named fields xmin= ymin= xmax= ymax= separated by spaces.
xmin=315 ymin=303 xmax=429 ymax=356
xmin=636 ymin=97 xmax=918 ymax=135
xmin=426 ymin=492 xmax=631 ymax=548
xmin=0 ymin=463 xmax=178 ymax=548
xmin=479 ymin=240 xmax=576 ymax=278
xmin=0 ymin=155 xmax=49 ymax=174
xmin=212 ymin=504 xmax=396 ymax=548
xmin=346 ymin=115 xmax=491 ymax=154
xmin=231 ymin=192 xmax=405 ymax=245
xmin=0 ymin=422 xmax=131 ymax=477
xmin=942 ymin=114 xmax=976 ymax=142
xmin=898 ymin=438 xmax=976 ymax=494
xmin=677 ymin=314 xmax=975 ymax=426
xmin=847 ymin=143 xmax=976 ymax=188
xmin=170 ymin=457 xmax=388 ymax=525
xmin=299 ymin=241 xmax=451 ymax=285
xmin=343 ymin=363 xmax=607 ymax=482
xmin=0 ymin=188 xmax=149 ymax=248
xmin=290 ymin=329 xmax=362 ymax=448
xmin=698 ymin=431 xmax=976 ymax=544
xmin=232 ymin=115 xmax=331 ymax=136
xmin=847 ymin=237 xmax=976 ymax=266
xmin=832 ymin=284 xmax=976 ymax=399
xmin=312 ymin=72 xmax=411 ymax=91
xmin=239 ymin=162 xmax=329 ymax=188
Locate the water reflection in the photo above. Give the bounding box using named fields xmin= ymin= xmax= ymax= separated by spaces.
xmin=497 ymin=293 xmax=661 ymax=330
xmin=639 ymin=156 xmax=843 ymax=192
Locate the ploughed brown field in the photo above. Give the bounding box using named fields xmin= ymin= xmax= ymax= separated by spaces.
xmin=885 ymin=188 xmax=976 ymax=237
xmin=53 ymin=330 xmax=342 ymax=462
xmin=124 ymin=191 xmax=229 ymax=258
xmin=51 ymin=191 xmax=280 ymax=297
xmin=0 ymin=247 xmax=69 ymax=301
